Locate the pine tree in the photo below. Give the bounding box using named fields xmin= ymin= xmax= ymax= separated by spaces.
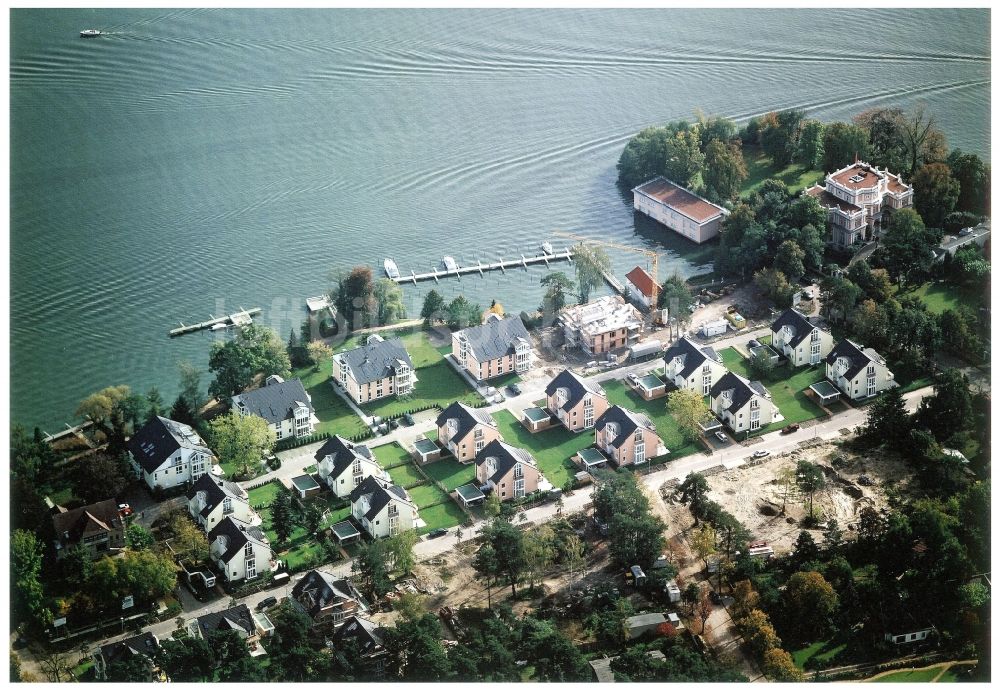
xmin=271 ymin=490 xmax=296 ymax=545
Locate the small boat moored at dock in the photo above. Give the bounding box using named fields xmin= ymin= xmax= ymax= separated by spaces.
xmin=80 ymin=29 xmax=103 ymax=37
xmin=541 ymin=241 xmax=553 ymax=255
xmin=383 ymin=258 xmax=400 ymax=279
xmin=441 ymin=256 xmax=458 ymax=273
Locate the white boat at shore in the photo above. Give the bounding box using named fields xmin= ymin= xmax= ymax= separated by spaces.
xmin=210 ymin=322 xmax=228 ymax=331
xmin=383 ymin=258 xmax=400 ymax=279
xmin=541 ymin=241 xmax=553 ymax=255
xmin=441 ymin=256 xmax=458 ymax=272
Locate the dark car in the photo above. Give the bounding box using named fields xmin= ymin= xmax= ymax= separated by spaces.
xmin=508 ymin=383 xmax=522 ymax=396
xmin=781 ymin=423 xmax=800 ymax=435
xmin=257 ymin=596 xmax=278 ymax=611
xmin=709 ymin=590 xmax=723 ymax=605
xmin=402 ymin=413 xmax=415 ymax=426
xmin=426 ymin=528 xmax=448 ymax=539
xmin=13 ymin=635 xmax=29 ymax=649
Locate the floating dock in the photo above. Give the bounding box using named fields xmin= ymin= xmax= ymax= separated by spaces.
xmin=169 ymin=308 xmax=262 ymax=338
xmin=305 ymin=296 xmax=331 ymax=313
xmin=391 ymin=248 xmax=573 ymax=284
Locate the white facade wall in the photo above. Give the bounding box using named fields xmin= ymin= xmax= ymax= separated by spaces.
xmin=134 ymin=447 xmax=212 ymax=491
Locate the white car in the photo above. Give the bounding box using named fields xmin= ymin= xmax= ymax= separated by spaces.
xmin=714 ymin=431 xmax=728 ymax=443
xmin=752 ymin=450 xmax=770 ymax=459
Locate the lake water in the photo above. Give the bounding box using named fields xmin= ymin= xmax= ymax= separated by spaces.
xmin=10 ymin=8 xmax=990 ymax=430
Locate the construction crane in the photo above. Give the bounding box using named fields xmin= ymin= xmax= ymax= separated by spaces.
xmin=553 ymin=230 xmax=663 ymax=309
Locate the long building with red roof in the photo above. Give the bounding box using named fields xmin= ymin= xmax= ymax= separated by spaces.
xmin=631 ymin=176 xmax=729 ymax=244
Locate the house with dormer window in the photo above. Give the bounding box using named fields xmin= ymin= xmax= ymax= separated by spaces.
xmin=594 ymin=405 xmax=665 ymax=467
xmin=545 ymin=369 xmax=610 ymax=432
xmin=662 ymin=336 xmax=727 ymax=394
xmin=349 ymin=475 xmax=418 ymax=540
xmin=186 ymin=473 xmax=258 ymax=532
xmin=207 ymin=516 xmax=274 ymax=583
xmin=475 ymin=440 xmax=543 ymax=500
xmin=451 ymin=314 xmax=534 ymax=381
xmin=825 ymin=339 xmax=895 ymax=400
xmin=51 ymin=499 xmax=126 ymax=560
xmin=127 ymin=416 xmax=216 ymax=491
xmin=333 ymin=334 xmax=416 ymax=405
xmin=435 ymin=401 xmax=502 ymax=463
xmin=770 ymin=308 xmax=834 ymax=367
xmin=314 ymin=435 xmax=389 ymax=498
xmin=709 ymin=371 xmax=781 ymax=434
xmin=231 ymin=375 xmax=316 ymax=442
xmin=291 ymin=570 xmax=368 ymax=634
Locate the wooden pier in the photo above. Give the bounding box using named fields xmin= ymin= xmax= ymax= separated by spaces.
xmin=169 ymin=307 xmax=262 ymax=338
xmin=392 ymin=248 xmax=573 ymax=285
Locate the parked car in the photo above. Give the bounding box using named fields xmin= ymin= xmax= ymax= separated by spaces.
xmin=781 ymin=423 xmax=800 ymax=435
xmin=709 ymin=590 xmax=722 ymax=605
xmin=117 ymin=503 xmax=133 ymax=517
xmin=801 ymin=290 xmax=814 ymax=300
xmin=508 ymin=383 xmax=522 ymax=396
xmin=747 ymin=339 xmax=762 ymax=349
xmin=426 ymin=528 xmax=448 ymax=539
xmin=256 ymin=596 xmax=278 ymax=611
xmin=402 ymin=413 xmax=415 ymax=426
xmin=714 ymin=431 xmax=728 ymax=443
xmin=626 ymin=372 xmax=639 ymax=384
xmin=752 ymin=450 xmax=770 ymax=459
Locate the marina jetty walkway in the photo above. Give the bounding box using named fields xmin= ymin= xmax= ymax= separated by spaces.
xmin=390 ymin=249 xmax=573 ymax=284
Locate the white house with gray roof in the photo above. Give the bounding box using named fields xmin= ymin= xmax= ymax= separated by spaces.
xmin=350 ymin=475 xmax=418 ymax=539
xmin=186 ymin=473 xmax=259 ymax=533
xmin=825 ymin=339 xmax=895 ymax=400
xmin=451 ymin=314 xmax=534 ymax=381
xmin=770 ymin=308 xmax=834 ymax=367
xmin=662 ymin=336 xmax=727 ymax=395
xmin=315 ymin=435 xmax=390 ymax=498
xmin=333 ymin=335 xmax=416 ymax=405
xmin=208 ymin=516 xmax=274 ymax=583
xmin=127 ymin=416 xmax=215 ymax=491
xmin=231 ymin=375 xmax=316 ymax=443
xmin=710 ymin=371 xmax=780 ymax=434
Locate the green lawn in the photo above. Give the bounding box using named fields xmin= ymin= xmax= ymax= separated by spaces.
xmin=602 ymin=381 xmax=703 ymax=459
xmin=791 ymin=639 xmax=847 ymax=670
xmin=247 ymin=481 xmax=282 ymax=510
xmin=371 ymin=442 xmax=411 ymax=469
xmin=492 ymin=410 xmax=591 ymax=488
xmin=335 ymin=329 xmax=482 ymax=420
xmin=869 ymin=666 xmax=947 ymax=683
xmin=422 ymin=457 xmax=476 ymax=491
xmin=291 ymin=358 xmax=370 ymax=439
xmin=903 ymin=281 xmax=981 ymax=315
xmin=716 ymin=347 xmax=827 ymax=432
xmin=387 ymin=462 xmax=426 ymax=489
xmin=408 ymin=483 xmax=451 ymax=509
xmin=741 ymin=145 xmax=824 ymax=196
xmin=418 ymin=500 xmax=468 ymax=533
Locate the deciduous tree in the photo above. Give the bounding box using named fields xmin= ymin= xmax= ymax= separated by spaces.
xmin=667 ymin=389 xmax=711 ymax=442
xmin=913 ymin=162 xmax=960 ymax=228
xmin=374 ymin=278 xmax=407 ymax=326
xmin=795 ymin=460 xmax=826 ymax=521
xmin=540 ymin=271 xmax=575 ymax=315
xmin=306 ymin=340 xmax=332 ymax=371
xmin=822 ymin=121 xmax=869 ymax=173
xmin=947 ymin=149 xmax=991 ymax=215
xmin=572 ymin=243 xmax=612 ymax=303
xmin=420 ymin=289 xmax=447 ymax=323
xmin=703 ymin=138 xmax=747 ymax=201
xmin=209 ymin=411 xmax=276 ymax=478
xmin=773 ymin=239 xmax=806 ymax=283
xmin=208 ymin=324 xmax=291 ymax=400
xmin=784 ymin=571 xmax=839 ymax=640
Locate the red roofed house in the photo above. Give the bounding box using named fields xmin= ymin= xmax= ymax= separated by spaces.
xmin=805 ymin=161 xmax=913 ymax=249
xmin=624 ymin=266 xmax=662 ymax=310
xmin=632 ymin=177 xmax=729 ymax=244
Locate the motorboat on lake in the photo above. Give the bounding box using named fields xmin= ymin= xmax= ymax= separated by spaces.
xmin=80 ymin=29 xmax=103 ymax=38
xmin=541 ymin=241 xmax=554 ymax=255
xmin=441 ymin=256 xmax=458 ymax=273
xmin=383 ymin=258 xmax=400 ymax=279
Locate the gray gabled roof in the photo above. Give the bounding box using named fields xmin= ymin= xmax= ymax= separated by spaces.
xmin=826 ymin=339 xmax=885 ymax=380
xmin=436 ymin=402 xmax=497 ymax=444
xmin=314 ymin=435 xmax=376 ymax=479
xmin=663 ymin=337 xmax=723 ymax=379
xmin=334 ymin=616 xmax=387 ymax=656
xmin=350 ymin=475 xmax=414 ymax=521
xmin=208 ymin=516 xmax=269 ymax=564
xmin=291 ymin=570 xmax=364 ymax=619
xmin=232 ymin=377 xmax=313 ymax=425
xmin=545 ymin=369 xmax=606 ymax=411
xmin=771 ymin=308 xmax=825 ymax=348
xmin=595 ymin=405 xmax=657 ymax=448
xmin=186 ymin=473 xmax=248 ymax=520
xmin=99 ymin=631 xmax=159 ymax=665
xmin=476 ymin=439 xmax=538 ymax=485
xmin=196 ymin=604 xmax=254 ymax=638
xmin=710 ymin=371 xmax=770 ymax=413
xmin=127 ymin=416 xmax=213 ymax=474
xmin=335 ymin=337 xmax=414 ymax=385
xmin=455 ymin=315 xmax=531 ymax=363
